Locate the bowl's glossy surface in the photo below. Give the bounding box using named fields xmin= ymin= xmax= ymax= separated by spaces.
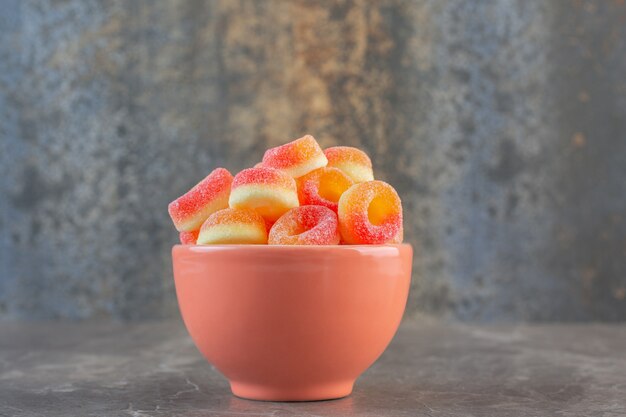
xmin=172 ymin=244 xmax=413 ymax=401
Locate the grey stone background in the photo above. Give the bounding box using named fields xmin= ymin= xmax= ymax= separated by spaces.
xmin=0 ymin=0 xmax=625 ymax=322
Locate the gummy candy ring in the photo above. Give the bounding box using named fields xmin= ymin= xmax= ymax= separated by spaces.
xmin=268 ymin=205 xmax=340 ymax=245
xmin=262 ymin=135 xmax=328 ymax=178
xmin=197 ymin=208 xmax=268 ymax=245
xmin=168 ymin=168 xmax=233 ymax=232
xmin=324 ymin=146 xmax=374 ymax=183
xmin=337 ymin=181 xmax=402 ymax=244
xmin=229 ymin=167 xmax=299 ymax=222
xmin=297 ymin=167 xmax=354 ymax=213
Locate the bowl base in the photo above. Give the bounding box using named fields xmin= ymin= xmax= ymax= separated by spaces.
xmin=230 ymin=380 xmax=354 ymax=402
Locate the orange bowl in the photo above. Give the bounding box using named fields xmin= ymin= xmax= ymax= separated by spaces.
xmin=172 ymin=244 xmax=412 ymax=401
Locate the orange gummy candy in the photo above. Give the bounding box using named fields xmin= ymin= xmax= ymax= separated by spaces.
xmin=297 ymin=167 xmax=354 ymax=213
xmin=337 ymin=181 xmax=402 ymax=244
xmin=197 ymin=208 xmax=268 ymax=245
xmin=268 ymin=205 xmax=340 ymax=245
xmin=262 ymin=135 xmax=328 ymax=178
xmin=229 ymin=167 xmax=299 ymax=222
xmin=168 ymin=168 xmax=233 ymax=232
xmin=324 ymin=146 xmax=374 ymax=183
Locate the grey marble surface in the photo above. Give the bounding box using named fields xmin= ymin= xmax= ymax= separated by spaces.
xmin=2 ymin=0 xmax=626 ymax=321
xmin=1 ymin=319 xmax=625 ymax=416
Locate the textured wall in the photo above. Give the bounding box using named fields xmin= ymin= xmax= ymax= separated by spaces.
xmin=1 ymin=0 xmax=625 ymax=321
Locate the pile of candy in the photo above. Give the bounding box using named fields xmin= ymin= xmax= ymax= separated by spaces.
xmin=168 ymin=135 xmax=403 ymax=245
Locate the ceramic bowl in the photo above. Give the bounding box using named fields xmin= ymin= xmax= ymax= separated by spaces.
xmin=172 ymin=244 xmax=412 ymax=401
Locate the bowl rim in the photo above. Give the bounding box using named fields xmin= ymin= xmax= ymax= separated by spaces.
xmin=173 ymin=243 xmax=412 ymax=252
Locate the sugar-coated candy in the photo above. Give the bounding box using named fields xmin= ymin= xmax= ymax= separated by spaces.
xmin=269 ymin=205 xmax=340 ymax=245
xmin=169 ymin=136 xmax=406 ymax=246
xmin=197 ymin=208 xmax=268 ymax=245
xmin=297 ymin=167 xmax=353 ymax=213
xmin=229 ymin=167 xmax=299 ymax=222
xmin=262 ymin=135 xmax=328 ymax=178
xmin=179 ymin=230 xmax=199 ymax=245
xmin=390 ymin=228 xmax=403 ymax=244
xmin=324 ymin=146 xmax=374 ymax=183
xmin=338 ymin=181 xmax=402 ymax=244
xmin=168 ymin=168 xmax=233 ymax=232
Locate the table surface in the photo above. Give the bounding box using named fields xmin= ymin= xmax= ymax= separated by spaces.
xmin=1 ymin=319 xmax=625 ymax=417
